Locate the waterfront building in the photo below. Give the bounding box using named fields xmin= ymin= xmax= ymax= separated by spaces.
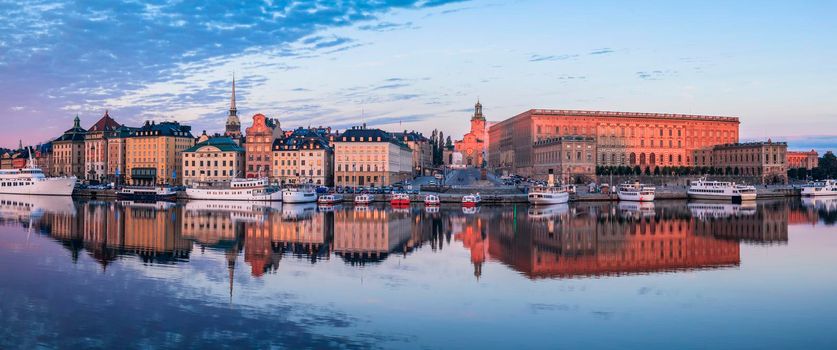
xmin=33 ymin=143 xmax=54 ymax=176
xmin=488 ymin=109 xmax=740 ymax=176
xmin=52 ymin=115 xmax=87 ymax=178
xmin=244 ymin=113 xmax=281 ymax=178
xmin=454 ymin=100 xmax=489 ymax=167
xmin=787 ymin=150 xmax=819 ymax=170
xmin=125 ymin=121 xmax=194 ymax=186
xmin=224 ymin=77 xmax=243 ymax=143
xmin=532 ymin=135 xmax=597 ymax=183
xmin=701 ymin=140 xmax=788 ymax=184
xmin=0 ymin=151 xmax=11 ymax=169
xmin=333 ymin=126 xmax=413 ymax=187
xmin=394 ymin=131 xmax=433 ymax=176
xmin=181 ymin=136 xmax=245 ymax=186
xmin=107 ymin=125 xmax=137 ymax=185
xmin=271 ymin=127 xmax=334 ymax=186
xmin=84 ymin=110 xmax=121 ymax=183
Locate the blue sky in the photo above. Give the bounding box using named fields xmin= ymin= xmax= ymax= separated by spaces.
xmin=1 ymin=0 xmax=835 ymax=152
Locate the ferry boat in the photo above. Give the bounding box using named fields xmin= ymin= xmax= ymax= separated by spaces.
xmin=0 ymin=153 xmax=76 ymax=196
xmin=317 ymin=193 xmax=344 ymax=204
xmin=185 ymin=178 xmax=281 ymax=201
xmin=117 ymin=186 xmax=177 ymax=201
xmin=462 ymin=193 xmax=481 ymax=207
xmin=528 ymin=186 xmax=569 ymax=205
xmin=687 ymin=177 xmax=757 ymax=202
xmin=616 ymin=181 xmax=656 ymax=202
xmin=391 ymin=192 xmax=411 ymax=206
xmin=282 ymin=185 xmax=318 ymax=203
xmin=354 ymin=193 xmax=373 ymax=204
xmin=801 ymin=180 xmax=837 ymax=197
xmin=424 ymin=194 xmax=441 ymax=206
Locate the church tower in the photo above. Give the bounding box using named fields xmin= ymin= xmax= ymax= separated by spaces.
xmin=470 ymin=99 xmax=486 ymax=137
xmin=225 ymin=75 xmax=242 ymax=141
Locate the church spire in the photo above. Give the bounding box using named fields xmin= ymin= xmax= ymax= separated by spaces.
xmin=73 ymin=114 xmax=81 ymax=128
xmin=473 ymin=99 xmax=485 ymax=121
xmin=229 ymin=73 xmax=237 ymax=117
xmin=225 ymin=74 xmax=242 ymax=140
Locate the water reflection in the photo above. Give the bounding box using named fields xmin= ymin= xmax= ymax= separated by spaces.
xmin=1 ymin=194 xmax=828 ymax=280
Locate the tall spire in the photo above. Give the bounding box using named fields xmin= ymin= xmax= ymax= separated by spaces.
xmin=73 ymin=114 xmax=81 ymax=128
xmin=229 ymin=73 xmax=237 ymax=117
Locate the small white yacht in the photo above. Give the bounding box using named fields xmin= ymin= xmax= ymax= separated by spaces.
xmin=462 ymin=193 xmax=481 ymax=207
xmin=282 ymin=184 xmax=318 ymax=203
xmin=117 ymin=186 xmax=177 ymax=201
xmin=186 ymin=177 xmax=281 ymax=201
xmin=688 ymin=177 xmax=757 ymax=202
xmin=354 ymin=193 xmax=373 ymax=204
xmin=424 ymin=194 xmax=441 ymax=206
xmin=0 ymin=151 xmax=76 ymax=196
xmin=528 ymin=186 xmax=569 ymax=205
xmin=317 ymin=193 xmax=344 ymax=204
xmin=801 ymin=180 xmax=837 ymax=197
xmin=616 ymin=181 xmax=656 ymax=202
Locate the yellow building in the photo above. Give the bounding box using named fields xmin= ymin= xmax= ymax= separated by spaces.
xmin=333 ymin=126 xmax=413 ymax=187
xmin=181 ymin=136 xmax=245 ymax=186
xmin=271 ymin=128 xmax=334 ymax=186
xmin=52 ymin=116 xmax=87 ymax=178
xmin=125 ymin=121 xmax=194 ymax=186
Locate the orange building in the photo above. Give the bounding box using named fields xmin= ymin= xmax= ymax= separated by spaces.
xmin=488 ymin=109 xmax=739 ymax=176
xmin=244 ymin=113 xmax=280 ymax=178
xmin=454 ymin=101 xmax=488 ymax=167
xmin=787 ymin=150 xmax=819 ymax=170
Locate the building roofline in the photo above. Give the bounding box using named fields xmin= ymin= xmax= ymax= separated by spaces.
xmin=493 ymin=109 xmax=740 ymax=127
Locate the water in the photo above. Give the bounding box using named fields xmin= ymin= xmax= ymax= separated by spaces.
xmin=1 ymin=196 xmax=836 ymax=349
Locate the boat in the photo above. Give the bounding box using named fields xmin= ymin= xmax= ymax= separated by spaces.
xmin=116 ymin=186 xmax=177 ymax=201
xmin=185 ymin=177 xmax=281 ymax=201
xmin=461 ymin=193 xmax=481 ymax=207
xmin=528 ymin=186 xmax=569 ymax=205
xmin=687 ymin=177 xmax=757 ymax=202
xmin=391 ymin=192 xmax=411 ymax=206
xmin=282 ymin=184 xmax=318 ymax=203
xmin=801 ymin=179 xmax=837 ymax=196
xmin=616 ymin=181 xmax=656 ymax=202
xmin=354 ymin=193 xmax=373 ymax=204
xmin=0 ymin=150 xmax=76 ymax=196
xmin=424 ymin=194 xmax=440 ymax=206
xmin=317 ymin=193 xmax=344 ymax=204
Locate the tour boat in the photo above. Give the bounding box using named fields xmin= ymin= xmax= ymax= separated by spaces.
xmin=528 ymin=186 xmax=569 ymax=205
xmin=186 ymin=177 xmax=281 ymax=201
xmin=117 ymin=186 xmax=177 ymax=201
xmin=317 ymin=193 xmax=344 ymax=204
xmin=0 ymin=153 xmax=76 ymax=196
xmin=391 ymin=192 xmax=411 ymax=206
xmin=424 ymin=194 xmax=441 ymax=206
xmin=461 ymin=193 xmax=481 ymax=207
xmin=354 ymin=193 xmax=373 ymax=204
xmin=687 ymin=177 xmax=757 ymax=202
xmin=616 ymin=181 xmax=656 ymax=202
xmin=282 ymin=185 xmax=318 ymax=203
xmin=801 ymin=179 xmax=837 ymax=197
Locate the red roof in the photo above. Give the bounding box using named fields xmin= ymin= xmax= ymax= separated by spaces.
xmin=88 ymin=110 xmax=120 ymax=132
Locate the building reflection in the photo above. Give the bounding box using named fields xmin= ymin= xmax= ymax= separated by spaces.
xmin=332 ymin=205 xmax=412 ymax=265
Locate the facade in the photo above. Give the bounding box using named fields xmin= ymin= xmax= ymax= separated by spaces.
xmin=488 ymin=109 xmax=739 ymax=177
xmin=271 ymin=128 xmax=334 ymax=186
xmin=532 ymin=135 xmax=597 ymax=183
xmin=33 ymin=143 xmax=54 ymax=176
xmin=333 ymin=126 xmax=413 ymax=187
xmin=224 ymin=77 xmax=242 ymax=143
xmin=84 ymin=110 xmax=121 ymax=183
xmin=454 ymin=101 xmax=488 ymax=167
xmin=703 ymin=140 xmax=788 ymax=184
xmin=125 ymin=121 xmax=194 ymax=186
xmin=181 ymin=136 xmax=244 ymax=186
xmin=244 ymin=113 xmax=280 ymax=178
xmin=0 ymin=151 xmax=11 ymax=169
xmin=52 ymin=116 xmax=87 ymax=178
xmin=107 ymin=126 xmax=136 ymax=185
xmin=394 ymin=131 xmax=432 ymax=176
xmin=787 ymin=150 xmax=819 ymax=170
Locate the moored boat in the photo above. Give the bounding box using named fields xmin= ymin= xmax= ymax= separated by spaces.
xmin=801 ymin=179 xmax=837 ymax=196
xmin=354 ymin=193 xmax=373 ymax=204
xmin=391 ymin=192 xmax=410 ymax=206
xmin=317 ymin=193 xmax=344 ymax=204
xmin=117 ymin=186 xmax=177 ymax=201
xmin=0 ymin=151 xmax=76 ymax=196
xmin=528 ymin=186 xmax=569 ymax=205
xmin=688 ymin=177 xmax=756 ymax=202
xmin=424 ymin=194 xmax=440 ymax=206
xmin=282 ymin=185 xmax=318 ymax=203
xmin=185 ymin=177 xmax=281 ymax=201
xmin=462 ymin=193 xmax=481 ymax=207
xmin=616 ymin=181 xmax=656 ymax=202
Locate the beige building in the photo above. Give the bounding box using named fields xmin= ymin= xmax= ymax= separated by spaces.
xmin=697 ymin=140 xmax=788 ymax=184
xmin=333 ymin=126 xmax=413 ymax=187
xmin=532 ymin=135 xmax=597 ymax=183
xmin=107 ymin=126 xmax=136 ymax=185
xmin=394 ymin=131 xmax=433 ymax=176
xmin=787 ymin=150 xmax=819 ymax=170
xmin=52 ymin=116 xmax=87 ymax=178
xmin=125 ymin=121 xmax=194 ymax=186
xmin=84 ymin=111 xmax=121 ymax=183
xmin=181 ymin=136 xmax=244 ymax=186
xmin=271 ymin=128 xmax=334 ymax=186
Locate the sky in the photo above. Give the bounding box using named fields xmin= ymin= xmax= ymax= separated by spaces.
xmin=1 ymin=0 xmax=835 ymax=152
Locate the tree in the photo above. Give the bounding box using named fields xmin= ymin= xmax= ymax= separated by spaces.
xmin=653 ymin=166 xmax=660 ymax=176
xmin=634 ymin=165 xmax=642 ymax=175
xmin=787 ymin=168 xmax=798 ymax=180
xmin=445 ymin=135 xmax=453 ymax=148
xmin=644 ymin=166 xmax=651 ymax=176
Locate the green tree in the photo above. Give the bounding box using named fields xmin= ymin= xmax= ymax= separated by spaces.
xmin=633 ymin=165 xmax=642 ymax=175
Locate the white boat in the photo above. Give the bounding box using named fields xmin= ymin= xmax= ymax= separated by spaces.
xmin=282 ymin=185 xmax=318 ymax=203
xmin=317 ymin=193 xmax=344 ymax=204
xmin=117 ymin=186 xmax=177 ymax=201
xmin=801 ymin=180 xmax=837 ymax=197
xmin=687 ymin=177 xmax=757 ymax=202
xmin=424 ymin=194 xmax=440 ymax=206
xmin=616 ymin=181 xmax=656 ymax=202
xmin=354 ymin=193 xmax=373 ymax=204
xmin=0 ymin=151 xmax=76 ymax=196
xmin=391 ymin=192 xmax=411 ymax=206
xmin=462 ymin=193 xmax=481 ymax=207
xmin=528 ymin=186 xmax=569 ymax=205
xmin=186 ymin=177 xmax=281 ymax=201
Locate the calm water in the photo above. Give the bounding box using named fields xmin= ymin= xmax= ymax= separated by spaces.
xmin=1 ymin=196 xmax=836 ymax=349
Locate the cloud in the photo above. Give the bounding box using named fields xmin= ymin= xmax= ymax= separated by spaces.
xmin=636 ymin=70 xmax=677 ymax=80
xmin=589 ymin=48 xmax=614 ymax=55
xmin=357 ymin=21 xmax=415 ymax=32
xmin=529 ymin=54 xmax=578 ymax=62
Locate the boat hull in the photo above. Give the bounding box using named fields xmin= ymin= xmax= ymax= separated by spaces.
xmin=688 ymin=192 xmax=757 ymax=201
xmin=528 ymin=192 xmax=569 ymax=205
xmin=282 ymin=191 xmax=318 ymax=203
xmin=801 ymin=188 xmax=837 ymax=196
xmin=0 ymin=177 xmax=76 ymax=196
xmin=617 ymin=191 xmax=655 ymax=202
xmin=186 ymin=188 xmax=282 ymax=201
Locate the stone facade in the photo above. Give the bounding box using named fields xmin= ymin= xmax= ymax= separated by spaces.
xmin=488 ymin=109 xmax=740 ymax=176
xmin=333 ymin=126 xmax=413 ymax=187
xmin=787 ymin=150 xmax=819 ymax=170
xmin=394 ymin=131 xmax=432 ymax=176
xmin=532 ymin=136 xmax=597 ymax=184
xmin=52 ymin=116 xmax=87 ymax=178
xmin=705 ymin=140 xmax=788 ymax=184
xmin=271 ymin=128 xmax=334 ymax=186
xmin=181 ymin=136 xmax=245 ymax=186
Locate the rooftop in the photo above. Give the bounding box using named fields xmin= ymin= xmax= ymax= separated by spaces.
xmin=183 ymin=136 xmax=244 ymax=153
